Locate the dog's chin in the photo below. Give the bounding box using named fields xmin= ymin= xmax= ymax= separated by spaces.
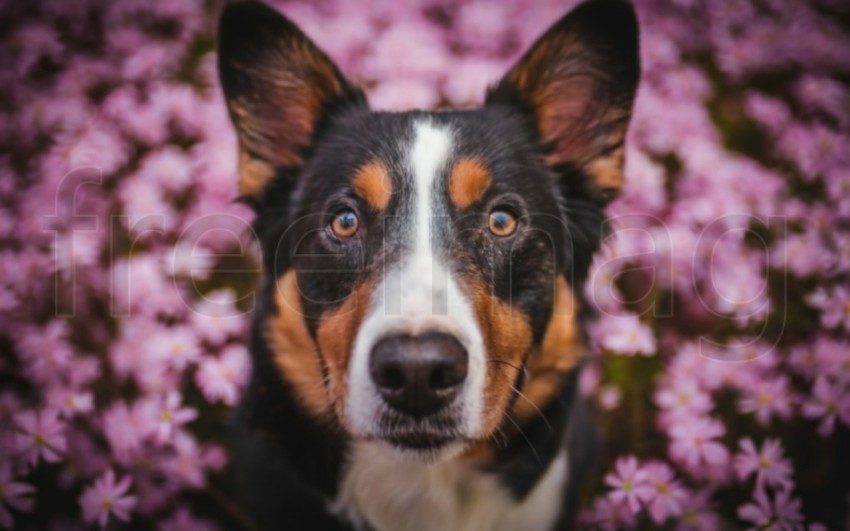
xmin=377 ymin=436 xmax=467 ymax=463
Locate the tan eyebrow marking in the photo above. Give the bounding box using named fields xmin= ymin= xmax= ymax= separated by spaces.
xmin=448 ymin=157 xmax=492 ymax=209
xmin=353 ymin=160 xmax=393 ymax=210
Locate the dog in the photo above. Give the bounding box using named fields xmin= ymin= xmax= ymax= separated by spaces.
xmin=217 ymin=0 xmax=639 ymax=529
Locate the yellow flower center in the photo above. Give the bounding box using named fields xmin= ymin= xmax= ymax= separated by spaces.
xmin=757 ymin=392 xmax=774 ymax=406
xmin=34 ymin=434 xmax=46 ymax=446
xmin=657 ymin=482 xmax=669 ymax=494
xmin=759 ymin=455 xmax=772 ymax=469
xmin=161 ymin=410 xmax=172 ymax=421
xmin=101 ymin=497 xmax=113 ymax=510
xmin=622 ymin=481 xmax=633 ymax=491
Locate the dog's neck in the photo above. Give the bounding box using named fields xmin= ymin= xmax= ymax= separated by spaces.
xmin=332 ymin=441 xmax=570 ymax=531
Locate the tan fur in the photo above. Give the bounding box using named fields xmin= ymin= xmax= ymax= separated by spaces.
xmin=464 ymin=277 xmax=534 ymax=435
xmin=512 ymin=276 xmax=584 ymax=423
xmin=265 ymin=271 xmax=330 ymax=417
xmin=448 ymin=158 xmax=492 ymax=209
xmin=584 ymin=144 xmax=625 ymax=194
xmin=353 ymin=160 xmax=393 ymax=210
xmin=237 ymin=147 xmax=277 ymax=198
xmin=316 ymin=280 xmax=375 ymax=426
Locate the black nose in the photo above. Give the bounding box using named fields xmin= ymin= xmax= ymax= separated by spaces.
xmin=369 ymin=332 xmax=468 ymax=419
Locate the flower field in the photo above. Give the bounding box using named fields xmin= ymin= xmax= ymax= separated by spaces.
xmin=0 ymin=0 xmax=848 ymax=528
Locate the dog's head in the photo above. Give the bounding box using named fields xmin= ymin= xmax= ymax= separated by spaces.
xmin=218 ymin=0 xmax=639 ymax=460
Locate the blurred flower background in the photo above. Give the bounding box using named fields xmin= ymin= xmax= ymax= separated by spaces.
xmin=0 ymin=0 xmax=849 ymax=528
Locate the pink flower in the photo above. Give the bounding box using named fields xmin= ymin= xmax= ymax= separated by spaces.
xmin=582 ymin=493 xmax=638 ymax=531
xmin=368 ymin=78 xmax=441 ymax=112
xmin=14 ymin=321 xmax=73 ymax=384
xmin=195 ymin=345 xmax=250 ymax=406
xmin=14 ymin=409 xmax=67 ymax=467
xmin=669 ymin=416 xmax=730 ymax=474
xmin=118 ymin=173 xmax=178 ymax=236
xmin=604 ymin=456 xmax=652 ymax=514
xmin=734 ymin=438 xmax=794 ymax=492
xmin=655 ymin=378 xmax=714 ymax=418
xmin=737 ymin=487 xmax=803 ymax=531
xmin=102 ymin=400 xmax=154 ymax=461
xmin=639 ymin=461 xmax=687 ymax=523
xmin=110 ymin=255 xmax=188 ymax=318
xmin=0 ymin=463 xmax=35 ymax=528
xmin=79 ymin=469 xmax=137 ymax=529
xmin=801 ymin=377 xmax=850 ymax=436
xmin=597 ymin=385 xmax=622 ymax=411
xmin=737 ymin=376 xmax=793 ymax=426
xmin=161 ymin=506 xmax=217 ymax=531
xmin=165 ymin=242 xmax=214 ymax=280
xmin=133 ymin=146 xmax=195 ymax=194
xmin=46 ymin=387 xmax=94 ymax=418
xmin=676 ymin=489 xmax=720 ymax=531
xmin=153 ymin=392 xmax=197 ymax=444
xmin=361 ymin=18 xmax=449 ymax=80
xmin=148 ymin=325 xmax=202 ymax=372
xmin=163 ymin=432 xmax=207 ymax=489
xmin=807 ymin=285 xmax=850 ymax=332
xmin=190 ymin=289 xmax=246 ymax=346
xmin=593 ymin=313 xmax=657 ymax=356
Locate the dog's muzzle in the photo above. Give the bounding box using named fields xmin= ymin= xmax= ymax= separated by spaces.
xmin=369 ymin=331 xmax=468 ymax=420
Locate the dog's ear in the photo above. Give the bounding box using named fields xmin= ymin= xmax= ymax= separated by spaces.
xmin=486 ymin=0 xmax=639 ymax=203
xmin=218 ymin=1 xmax=365 ymax=201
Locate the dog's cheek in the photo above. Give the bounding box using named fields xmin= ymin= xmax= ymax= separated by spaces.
xmin=265 ymin=271 xmax=330 ymax=417
xmin=512 ymin=275 xmax=585 ymax=423
xmin=315 ymin=280 xmax=375 ymax=428
xmin=466 ymin=277 xmax=534 ymax=436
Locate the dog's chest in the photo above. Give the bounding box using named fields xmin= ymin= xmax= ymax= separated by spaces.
xmin=331 ymin=443 xmax=569 ymax=531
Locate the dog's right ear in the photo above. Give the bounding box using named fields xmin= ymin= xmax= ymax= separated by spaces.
xmin=218 ymin=1 xmax=365 ymax=202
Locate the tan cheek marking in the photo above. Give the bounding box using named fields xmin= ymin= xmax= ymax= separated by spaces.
xmin=448 ymin=158 xmax=492 ymax=209
xmin=265 ymin=271 xmax=330 ymax=417
xmin=512 ymin=275 xmax=584 ymax=423
xmin=465 ymin=278 xmax=533 ymax=436
xmin=353 ymin=160 xmax=393 ymax=210
xmin=315 ymin=280 xmax=374 ymax=427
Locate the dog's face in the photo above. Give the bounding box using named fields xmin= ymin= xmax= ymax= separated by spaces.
xmin=219 ymin=1 xmax=638 ymax=459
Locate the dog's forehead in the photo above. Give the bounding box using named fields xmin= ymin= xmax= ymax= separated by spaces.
xmin=305 ymin=108 xmax=537 ymax=202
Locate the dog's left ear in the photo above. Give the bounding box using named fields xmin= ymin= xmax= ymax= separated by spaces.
xmin=486 ymin=0 xmax=640 ymax=203
xmin=218 ymin=1 xmax=365 ymax=201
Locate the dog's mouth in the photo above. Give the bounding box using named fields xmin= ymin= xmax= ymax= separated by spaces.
xmin=371 ymin=411 xmax=469 ymax=458
xmin=384 ymin=432 xmax=454 ymax=450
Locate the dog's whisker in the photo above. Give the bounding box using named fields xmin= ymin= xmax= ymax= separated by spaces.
xmin=501 ymin=410 xmax=542 ymax=467
xmin=509 ymin=384 xmax=553 ymax=434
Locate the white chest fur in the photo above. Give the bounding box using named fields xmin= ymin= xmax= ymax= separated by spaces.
xmin=331 ymin=442 xmax=569 ymax=531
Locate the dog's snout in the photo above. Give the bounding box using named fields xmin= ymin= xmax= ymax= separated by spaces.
xmin=369 ymin=332 xmax=468 ymax=419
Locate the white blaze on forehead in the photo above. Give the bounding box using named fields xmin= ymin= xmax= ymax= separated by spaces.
xmin=345 ymin=120 xmax=487 ymax=441
xmin=410 ymin=120 xmax=452 ymax=264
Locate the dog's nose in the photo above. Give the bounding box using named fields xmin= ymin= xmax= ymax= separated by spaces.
xmin=369 ymin=332 xmax=468 ymax=419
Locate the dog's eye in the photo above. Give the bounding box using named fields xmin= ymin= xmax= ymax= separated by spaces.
xmin=331 ymin=209 xmax=359 ymax=238
xmin=488 ymin=209 xmax=518 ymax=237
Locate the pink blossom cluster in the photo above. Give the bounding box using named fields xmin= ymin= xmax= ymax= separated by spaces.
xmin=0 ymin=0 xmax=848 ymax=528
